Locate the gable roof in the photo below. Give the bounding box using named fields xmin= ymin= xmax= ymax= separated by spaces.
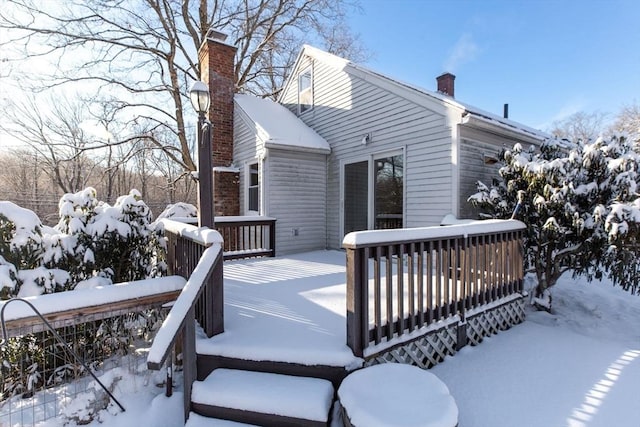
xmin=235 ymin=93 xmax=330 ymax=154
xmin=282 ymin=45 xmax=548 ymax=142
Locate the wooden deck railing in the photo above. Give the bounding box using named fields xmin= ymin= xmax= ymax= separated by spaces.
xmin=343 ymin=219 xmax=525 ymax=357
xmin=147 ymin=219 xmax=224 ymax=420
xmin=163 ymin=216 xmax=276 ymax=261
xmin=214 ymin=216 xmax=276 ymax=260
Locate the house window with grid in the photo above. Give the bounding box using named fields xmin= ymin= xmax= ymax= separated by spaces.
xmin=248 ymin=162 xmax=259 ymax=213
xmin=298 ymin=67 xmax=313 ymax=114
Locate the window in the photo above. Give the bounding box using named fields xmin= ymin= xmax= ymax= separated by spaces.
xmin=298 ymin=67 xmax=313 ymax=114
xmin=248 ymin=162 xmax=259 ymax=213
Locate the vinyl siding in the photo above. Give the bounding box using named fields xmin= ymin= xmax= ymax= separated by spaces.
xmin=458 ymin=125 xmax=540 ymax=220
xmin=281 ymin=57 xmax=454 ymax=248
xmin=458 ymin=138 xmax=503 ymax=220
xmin=233 ymin=108 xmax=262 ymax=215
xmin=266 ymin=149 xmax=327 ymax=254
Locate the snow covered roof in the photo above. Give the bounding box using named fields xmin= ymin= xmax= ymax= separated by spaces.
xmin=235 ymin=94 xmax=331 ymax=154
xmin=293 ymin=45 xmax=549 ymax=142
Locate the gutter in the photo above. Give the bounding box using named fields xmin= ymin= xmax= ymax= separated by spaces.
xmin=264 ymin=140 xmax=331 ymax=155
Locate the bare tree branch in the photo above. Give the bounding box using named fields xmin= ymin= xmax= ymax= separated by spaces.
xmin=1 ymin=0 xmax=366 ymax=178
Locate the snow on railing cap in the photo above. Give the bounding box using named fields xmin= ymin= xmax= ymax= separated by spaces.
xmin=158 ymin=218 xmax=223 ymax=246
xmin=342 ymin=219 xmax=525 ymax=248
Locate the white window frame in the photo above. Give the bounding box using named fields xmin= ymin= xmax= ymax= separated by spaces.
xmin=246 ymin=161 xmax=260 ymax=215
xmin=297 ymin=66 xmax=313 ymax=115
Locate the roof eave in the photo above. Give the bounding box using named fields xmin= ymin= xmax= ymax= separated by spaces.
xmin=461 ymin=113 xmax=548 ymax=144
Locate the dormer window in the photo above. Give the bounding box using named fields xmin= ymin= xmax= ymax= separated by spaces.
xmin=298 ymin=67 xmax=313 ymax=114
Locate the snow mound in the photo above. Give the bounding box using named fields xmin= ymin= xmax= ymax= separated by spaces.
xmin=526 ymin=273 xmax=640 ymax=345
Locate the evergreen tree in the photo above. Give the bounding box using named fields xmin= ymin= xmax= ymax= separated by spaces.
xmin=469 ymin=135 xmax=640 ymax=308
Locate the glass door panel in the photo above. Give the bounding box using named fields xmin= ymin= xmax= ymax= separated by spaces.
xmin=374 ymin=154 xmax=403 ymax=229
xmin=344 ymin=160 xmax=369 ymax=234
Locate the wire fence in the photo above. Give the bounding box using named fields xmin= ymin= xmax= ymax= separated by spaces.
xmin=1 ymin=305 xmax=171 ymax=426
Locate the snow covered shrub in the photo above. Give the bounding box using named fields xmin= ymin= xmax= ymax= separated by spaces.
xmin=156 ymin=202 xmax=197 ymax=219
xmin=0 ymin=188 xmax=166 ymax=298
xmin=53 ymin=188 xmax=166 ymax=284
xmin=82 ymin=189 xmax=166 ymax=282
xmin=0 ymin=202 xmax=70 ymax=297
xmin=469 ymin=135 xmax=640 ymax=305
xmin=0 ymin=201 xmax=43 ymax=270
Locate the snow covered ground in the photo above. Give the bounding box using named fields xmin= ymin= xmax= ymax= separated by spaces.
xmin=431 ymin=273 xmax=640 ymax=427
xmin=9 ymin=264 xmax=640 ymax=427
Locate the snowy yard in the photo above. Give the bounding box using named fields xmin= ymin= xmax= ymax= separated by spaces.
xmin=431 ymin=274 xmax=640 ymax=427
xmin=7 ymin=259 xmax=640 ymax=427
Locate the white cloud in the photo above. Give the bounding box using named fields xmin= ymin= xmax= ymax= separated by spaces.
xmin=443 ymin=33 xmax=481 ymax=72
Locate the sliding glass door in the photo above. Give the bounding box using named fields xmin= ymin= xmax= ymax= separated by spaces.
xmin=343 ymin=151 xmax=404 ymax=236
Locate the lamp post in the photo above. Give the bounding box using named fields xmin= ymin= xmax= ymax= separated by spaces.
xmin=189 ymin=81 xmax=214 ymax=228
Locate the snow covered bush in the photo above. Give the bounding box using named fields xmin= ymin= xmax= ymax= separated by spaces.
xmin=156 ymin=201 xmax=197 ymax=219
xmin=469 ymin=135 xmax=640 ymax=306
xmin=0 ymin=188 xmax=166 ymax=298
xmin=0 ymin=201 xmax=43 ymax=270
xmin=55 ymin=188 xmax=166 ymax=283
xmin=0 ymin=202 xmax=71 ymax=297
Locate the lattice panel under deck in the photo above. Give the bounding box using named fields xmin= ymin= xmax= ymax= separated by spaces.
xmin=364 ymin=298 xmax=525 ymax=370
xmin=466 ymin=299 xmax=526 ymax=346
xmin=364 ymin=326 xmax=458 ymax=369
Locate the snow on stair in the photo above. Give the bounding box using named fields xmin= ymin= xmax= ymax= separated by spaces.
xmin=191 ymin=369 xmax=334 ymax=422
xmin=185 ymin=412 xmax=258 ymax=427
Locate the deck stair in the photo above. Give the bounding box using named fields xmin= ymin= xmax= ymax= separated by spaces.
xmin=189 ymin=368 xmax=335 ymax=427
xmin=185 ymin=413 xmax=258 ymax=427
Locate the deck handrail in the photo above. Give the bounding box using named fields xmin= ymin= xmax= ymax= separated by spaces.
xmin=147 ymin=219 xmax=224 ymax=421
xmin=0 ymin=276 xmax=185 ymax=333
xmin=158 ymin=216 xmax=276 ymax=261
xmin=146 ymin=244 xmax=223 ymax=370
xmin=343 ymin=219 xmax=525 ymax=357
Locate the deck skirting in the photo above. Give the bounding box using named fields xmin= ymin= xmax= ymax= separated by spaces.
xmin=363 ymin=295 xmax=526 ymax=369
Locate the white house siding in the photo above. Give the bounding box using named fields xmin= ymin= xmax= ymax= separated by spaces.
xmin=458 ymin=137 xmax=503 ymax=220
xmin=280 ymin=57 xmax=454 ymax=249
xmin=265 ymin=148 xmax=327 ymax=254
xmin=458 ymin=125 xmax=540 ymax=220
xmin=233 ymin=108 xmax=261 ymax=215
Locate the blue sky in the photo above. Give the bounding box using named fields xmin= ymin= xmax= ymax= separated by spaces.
xmin=347 ymin=0 xmax=640 ymax=130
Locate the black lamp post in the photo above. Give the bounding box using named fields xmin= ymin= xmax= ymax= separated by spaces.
xmin=189 ymin=81 xmax=214 ymax=228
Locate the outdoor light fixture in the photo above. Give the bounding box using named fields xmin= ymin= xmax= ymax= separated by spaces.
xmin=189 ymin=81 xmax=210 ymax=115
xmin=189 ymin=80 xmax=214 ymax=228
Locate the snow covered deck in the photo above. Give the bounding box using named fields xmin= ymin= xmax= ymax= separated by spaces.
xmin=196 ymin=250 xmax=362 ymax=369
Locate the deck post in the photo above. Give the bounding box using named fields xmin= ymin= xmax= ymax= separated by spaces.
xmin=211 ymin=249 xmax=224 ymax=336
xmin=269 ymin=220 xmax=276 ymax=257
xmin=182 ymin=307 xmax=196 ymax=422
xmin=346 ymin=247 xmax=367 ymax=357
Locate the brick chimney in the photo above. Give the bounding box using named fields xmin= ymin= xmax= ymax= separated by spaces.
xmin=198 ymin=29 xmax=239 ymax=217
xmin=436 ymin=72 xmax=455 ymax=97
